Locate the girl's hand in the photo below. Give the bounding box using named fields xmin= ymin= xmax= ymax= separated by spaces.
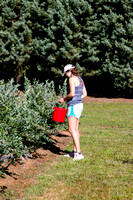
xmin=58 ymin=98 xmax=64 ymax=103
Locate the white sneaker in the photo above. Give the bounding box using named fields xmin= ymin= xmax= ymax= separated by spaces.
xmin=73 ymin=153 xmax=84 ymax=161
xmin=64 ymin=151 xmax=75 ymax=157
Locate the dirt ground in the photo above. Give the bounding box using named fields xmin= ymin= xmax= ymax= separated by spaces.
xmin=0 ymin=96 xmax=133 ymax=199
xmin=0 ymin=131 xmax=72 ymax=200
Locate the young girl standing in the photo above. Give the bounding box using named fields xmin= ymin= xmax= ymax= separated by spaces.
xmin=58 ymin=64 xmax=87 ymax=160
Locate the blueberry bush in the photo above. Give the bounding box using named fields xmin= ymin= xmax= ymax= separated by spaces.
xmin=0 ymin=77 xmax=67 ymax=175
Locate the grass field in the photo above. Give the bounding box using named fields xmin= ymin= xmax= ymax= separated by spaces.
xmin=23 ymin=102 xmax=133 ymax=200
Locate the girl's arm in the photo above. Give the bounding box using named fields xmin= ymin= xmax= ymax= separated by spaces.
xmin=81 ymin=82 xmax=87 ymax=99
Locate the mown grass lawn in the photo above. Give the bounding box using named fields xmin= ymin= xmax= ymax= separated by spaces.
xmin=23 ymin=102 xmax=133 ymax=200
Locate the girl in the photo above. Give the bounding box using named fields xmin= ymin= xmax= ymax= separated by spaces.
xmin=58 ymin=64 xmax=87 ymax=160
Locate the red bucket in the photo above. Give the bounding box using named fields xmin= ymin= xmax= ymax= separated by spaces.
xmin=52 ymin=107 xmax=67 ymax=123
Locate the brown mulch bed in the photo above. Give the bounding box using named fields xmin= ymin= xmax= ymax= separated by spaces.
xmin=0 ymin=131 xmax=71 ymax=200
xmin=0 ymin=96 xmax=133 ymax=199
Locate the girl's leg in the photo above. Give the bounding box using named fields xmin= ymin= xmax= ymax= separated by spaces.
xmin=68 ymin=116 xmax=80 ymax=153
xmin=73 ymin=118 xmax=80 ymax=152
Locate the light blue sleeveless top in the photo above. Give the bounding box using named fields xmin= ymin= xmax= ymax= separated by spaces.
xmin=67 ymin=76 xmax=84 ymax=106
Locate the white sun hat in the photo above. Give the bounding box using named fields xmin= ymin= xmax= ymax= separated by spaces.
xmin=62 ymin=64 xmax=75 ymax=76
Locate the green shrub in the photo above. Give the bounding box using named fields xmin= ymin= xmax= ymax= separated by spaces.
xmin=0 ymin=77 xmax=67 ymax=174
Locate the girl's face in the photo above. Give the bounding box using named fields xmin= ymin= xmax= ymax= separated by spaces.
xmin=65 ymin=70 xmax=72 ymax=78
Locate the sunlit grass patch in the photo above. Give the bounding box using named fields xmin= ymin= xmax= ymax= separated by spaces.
xmin=23 ymin=102 xmax=133 ymax=200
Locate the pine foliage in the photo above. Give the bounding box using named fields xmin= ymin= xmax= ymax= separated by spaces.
xmin=0 ymin=0 xmax=133 ymax=95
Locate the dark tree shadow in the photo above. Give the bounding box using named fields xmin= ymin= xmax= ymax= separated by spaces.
xmin=43 ymin=133 xmax=71 ymax=155
xmin=122 ymin=159 xmax=133 ymax=164
xmin=0 ymin=166 xmax=19 ymax=180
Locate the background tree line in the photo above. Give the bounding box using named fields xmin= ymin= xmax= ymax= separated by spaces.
xmin=0 ymin=0 xmax=133 ymax=97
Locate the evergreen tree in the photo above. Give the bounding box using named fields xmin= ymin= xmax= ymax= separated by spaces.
xmin=0 ymin=0 xmax=133 ymax=95
xmin=0 ymin=0 xmax=33 ymax=81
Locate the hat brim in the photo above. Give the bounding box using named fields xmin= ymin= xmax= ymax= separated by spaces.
xmin=62 ymin=66 xmax=75 ymax=76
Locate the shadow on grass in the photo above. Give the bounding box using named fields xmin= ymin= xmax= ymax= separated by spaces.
xmin=122 ymin=159 xmax=133 ymax=165
xmin=43 ymin=132 xmax=71 ymax=155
